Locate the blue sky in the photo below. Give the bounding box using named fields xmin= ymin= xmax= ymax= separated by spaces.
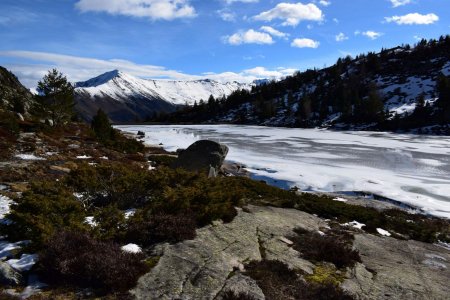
xmin=0 ymin=0 xmax=448 ymax=88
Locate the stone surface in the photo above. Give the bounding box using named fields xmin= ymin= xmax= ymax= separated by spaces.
xmin=342 ymin=234 xmax=450 ymax=300
xmin=132 ymin=205 xmax=322 ymax=299
xmin=0 ymin=261 xmax=22 ymax=286
xmin=173 ymin=140 xmax=229 ymax=174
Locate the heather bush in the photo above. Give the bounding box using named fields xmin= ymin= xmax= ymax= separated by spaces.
xmin=291 ymin=228 xmax=361 ymax=269
xmin=245 ymin=260 xmax=353 ymax=300
xmin=39 ymin=231 xmax=149 ymax=293
xmin=125 ymin=211 xmax=197 ymax=246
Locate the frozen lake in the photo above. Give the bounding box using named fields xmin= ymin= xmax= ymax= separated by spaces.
xmin=116 ymin=125 xmax=450 ymax=218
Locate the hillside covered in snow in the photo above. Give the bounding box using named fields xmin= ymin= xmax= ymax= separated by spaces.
xmin=158 ymin=36 xmax=450 ymax=133
xmin=74 ymin=70 xmax=251 ymax=122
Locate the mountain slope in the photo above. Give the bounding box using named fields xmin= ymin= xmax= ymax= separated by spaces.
xmin=74 ymin=70 xmax=251 ymax=122
xmin=160 ymin=36 xmax=450 ymax=133
xmin=0 ymin=66 xmax=33 ymax=114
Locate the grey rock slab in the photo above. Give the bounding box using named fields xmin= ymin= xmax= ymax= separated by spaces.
xmin=342 ymin=233 xmax=450 ymax=300
xmin=0 ymin=261 xmax=22 ymax=286
xmin=132 ymin=205 xmax=323 ymax=300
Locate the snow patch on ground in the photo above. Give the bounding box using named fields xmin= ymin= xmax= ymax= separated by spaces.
xmin=7 ymin=253 xmax=38 ymax=272
xmin=85 ymin=216 xmax=98 ymax=227
xmin=0 ymin=195 xmax=12 ymax=219
xmin=343 ymin=221 xmax=365 ymax=230
xmin=15 ymin=154 xmax=45 ymax=161
xmin=376 ymin=228 xmax=391 ymax=237
xmin=121 ymin=243 xmax=142 ymax=254
xmin=76 ymin=155 xmax=92 ymax=159
xmin=333 ymin=197 xmax=348 ymax=202
xmin=0 ymin=241 xmax=29 ymax=260
xmin=124 ymin=209 xmax=136 ymax=219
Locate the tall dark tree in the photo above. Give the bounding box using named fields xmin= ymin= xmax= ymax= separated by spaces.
xmin=33 ymin=69 xmax=74 ymax=126
xmin=91 ymin=109 xmax=115 ymax=142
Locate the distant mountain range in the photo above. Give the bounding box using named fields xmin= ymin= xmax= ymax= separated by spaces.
xmin=157 ymin=36 xmax=450 ymax=133
xmin=74 ymin=70 xmax=252 ymax=122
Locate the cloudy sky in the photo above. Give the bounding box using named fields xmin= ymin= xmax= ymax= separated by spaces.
xmin=0 ymin=0 xmax=448 ymax=88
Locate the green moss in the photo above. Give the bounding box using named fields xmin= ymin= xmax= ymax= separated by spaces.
xmin=144 ymin=256 xmax=161 ymax=269
xmin=305 ymin=264 xmax=345 ymax=286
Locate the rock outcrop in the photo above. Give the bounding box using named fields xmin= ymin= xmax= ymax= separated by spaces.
xmin=132 ymin=205 xmax=327 ymax=299
xmin=132 ymin=205 xmax=450 ymax=300
xmin=173 ymin=140 xmax=229 ymax=175
xmin=0 ymin=261 xmax=22 ymax=286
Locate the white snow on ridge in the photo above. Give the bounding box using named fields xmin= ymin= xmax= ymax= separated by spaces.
xmin=75 ymin=70 xmax=252 ymax=106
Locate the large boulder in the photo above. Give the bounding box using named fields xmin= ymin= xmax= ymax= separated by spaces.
xmin=173 ymin=140 xmax=229 ymax=174
xmin=0 ymin=261 xmax=22 ymax=286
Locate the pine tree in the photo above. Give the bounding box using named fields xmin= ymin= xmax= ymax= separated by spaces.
xmin=91 ymin=109 xmax=115 ymax=142
xmin=33 ymin=69 xmax=74 ymax=126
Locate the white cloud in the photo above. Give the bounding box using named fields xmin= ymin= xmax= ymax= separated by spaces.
xmin=390 ymin=0 xmax=411 ymax=8
xmin=217 ymin=9 xmax=236 ymax=22
xmin=361 ymin=31 xmax=383 ymax=40
xmin=260 ymin=26 xmax=289 ymax=39
xmin=0 ymin=51 xmax=295 ymax=87
xmin=225 ymin=29 xmax=274 ymax=45
xmin=254 ymin=2 xmax=323 ymax=26
xmin=335 ymin=32 xmax=348 ymax=42
xmin=291 ymin=38 xmax=320 ymax=48
xmin=385 ymin=13 xmax=439 ymax=25
xmin=318 ymin=0 xmax=331 ymax=6
xmin=224 ymin=0 xmax=259 ymax=3
xmin=74 ymin=0 xmax=196 ymax=21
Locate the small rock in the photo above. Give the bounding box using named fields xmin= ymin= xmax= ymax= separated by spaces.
xmin=0 ymin=261 xmax=22 ymax=286
xmin=49 ymin=165 xmax=71 ymax=174
xmin=137 ymin=131 xmax=145 ymax=137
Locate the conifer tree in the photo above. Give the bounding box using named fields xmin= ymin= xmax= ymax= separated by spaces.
xmin=91 ymin=109 xmax=115 ymax=142
xmin=33 ymin=69 xmax=74 ymax=126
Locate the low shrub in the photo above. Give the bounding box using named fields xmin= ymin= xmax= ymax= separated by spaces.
xmin=38 ymin=231 xmax=149 ymax=293
xmin=148 ymin=154 xmax=177 ymax=167
xmin=125 ymin=212 xmax=197 ymax=246
xmin=1 ymin=181 xmax=88 ymax=248
xmin=291 ymin=228 xmax=361 ymax=269
xmin=244 ymin=260 xmax=353 ymax=300
xmin=67 ymin=162 xmax=152 ymax=209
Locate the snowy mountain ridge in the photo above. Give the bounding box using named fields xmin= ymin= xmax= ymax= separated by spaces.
xmin=75 ymin=70 xmax=252 ymax=106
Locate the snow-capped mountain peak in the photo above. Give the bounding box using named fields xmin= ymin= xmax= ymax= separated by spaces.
xmin=74 ymin=70 xmax=253 ymax=122
xmin=75 ymin=70 xmax=252 ymax=106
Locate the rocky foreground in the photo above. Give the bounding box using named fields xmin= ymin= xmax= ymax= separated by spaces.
xmin=133 ymin=205 xmax=450 ymax=300
xmin=0 ymin=123 xmax=449 ymax=300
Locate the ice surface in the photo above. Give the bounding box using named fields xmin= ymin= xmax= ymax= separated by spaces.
xmin=116 ymin=125 xmax=450 ymax=218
